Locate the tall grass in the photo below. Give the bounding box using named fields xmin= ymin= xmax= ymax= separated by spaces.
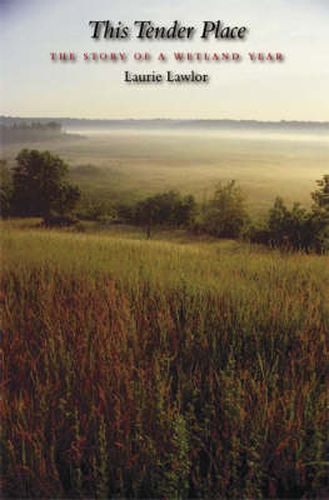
xmin=1 ymin=225 xmax=329 ymax=498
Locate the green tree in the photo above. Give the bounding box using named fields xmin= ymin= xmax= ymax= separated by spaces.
xmin=312 ymin=174 xmax=329 ymax=212
xmin=202 ymin=180 xmax=248 ymax=238
xmin=172 ymin=194 xmax=196 ymax=227
xmin=11 ymin=149 xmax=80 ymax=217
xmin=311 ymin=174 xmax=329 ymax=252
xmin=250 ymin=183 xmax=329 ymax=253
xmin=267 ymin=197 xmax=315 ymax=251
xmin=0 ymin=160 xmax=13 ymax=218
xmin=134 ymin=191 xmax=196 ymax=238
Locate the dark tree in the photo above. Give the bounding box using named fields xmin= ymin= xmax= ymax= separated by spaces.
xmin=250 ymin=180 xmax=329 ymax=253
xmin=311 ymin=175 xmax=329 ymax=252
xmin=135 ymin=197 xmax=160 ymax=238
xmin=267 ymin=197 xmax=315 ymax=251
xmin=11 ymin=149 xmax=80 ymax=218
xmin=172 ymin=194 xmax=196 ymax=227
xmin=312 ymin=174 xmax=329 ymax=212
xmin=0 ymin=160 xmax=13 ymax=218
xmin=202 ymin=180 xmax=248 ymax=238
xmin=134 ymin=191 xmax=196 ymax=238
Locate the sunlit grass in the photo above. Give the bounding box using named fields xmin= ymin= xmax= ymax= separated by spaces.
xmin=1 ymin=222 xmax=328 ymax=498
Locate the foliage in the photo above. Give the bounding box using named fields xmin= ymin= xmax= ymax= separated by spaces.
xmin=115 ymin=202 xmax=135 ymax=224
xmin=267 ymin=197 xmax=315 ymax=250
xmin=200 ymin=180 xmax=248 ymax=238
xmin=312 ymin=174 xmax=329 ymax=211
xmin=249 ymin=176 xmax=329 ymax=253
xmin=311 ymin=174 xmax=329 ymax=251
xmin=0 ymin=122 xmax=63 ymax=144
xmin=1 ymin=224 xmax=328 ymax=498
xmin=0 ymin=160 xmax=12 ymax=218
xmin=134 ymin=190 xmax=196 ymax=238
xmin=11 ymin=149 xmax=80 ymax=218
xmin=76 ymin=194 xmax=116 ymax=222
xmin=43 ymin=214 xmax=79 ymax=228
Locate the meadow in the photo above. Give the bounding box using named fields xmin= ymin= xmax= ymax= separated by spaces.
xmin=1 ymin=127 xmax=329 ymax=498
xmin=1 ymin=221 xmax=329 ymax=498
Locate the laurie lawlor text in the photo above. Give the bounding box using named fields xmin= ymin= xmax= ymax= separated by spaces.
xmin=124 ymin=70 xmax=209 ymax=83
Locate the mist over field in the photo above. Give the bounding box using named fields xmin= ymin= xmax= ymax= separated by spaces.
xmin=2 ymin=122 xmax=328 ymax=212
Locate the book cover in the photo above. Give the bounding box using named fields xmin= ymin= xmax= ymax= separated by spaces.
xmin=1 ymin=0 xmax=328 ymax=498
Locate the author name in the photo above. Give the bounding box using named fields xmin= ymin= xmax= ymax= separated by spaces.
xmin=124 ymin=70 xmax=209 ymax=84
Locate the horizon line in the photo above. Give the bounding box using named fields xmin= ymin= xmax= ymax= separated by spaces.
xmin=1 ymin=115 xmax=329 ymax=125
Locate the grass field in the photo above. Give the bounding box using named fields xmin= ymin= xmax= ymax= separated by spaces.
xmin=1 ymin=127 xmax=328 ymax=497
xmin=2 ymin=129 xmax=328 ymax=211
xmin=1 ymin=221 xmax=329 ymax=498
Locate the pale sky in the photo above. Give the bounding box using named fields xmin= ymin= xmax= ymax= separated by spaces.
xmin=1 ymin=0 xmax=328 ymax=120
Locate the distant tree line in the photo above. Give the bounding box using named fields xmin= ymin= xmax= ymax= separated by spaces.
xmin=1 ymin=149 xmax=328 ymax=252
xmin=0 ymin=122 xmax=63 ymax=144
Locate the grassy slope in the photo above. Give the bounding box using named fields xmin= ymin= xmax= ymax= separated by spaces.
xmin=1 ymin=223 xmax=329 ymax=497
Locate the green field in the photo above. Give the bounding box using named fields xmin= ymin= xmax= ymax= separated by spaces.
xmin=1 ymin=221 xmax=329 ymax=498
xmin=2 ymin=129 xmax=328 ymax=211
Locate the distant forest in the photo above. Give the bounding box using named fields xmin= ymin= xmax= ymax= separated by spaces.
xmin=1 ymin=116 xmax=329 ymax=132
xmin=0 ymin=121 xmax=64 ymax=144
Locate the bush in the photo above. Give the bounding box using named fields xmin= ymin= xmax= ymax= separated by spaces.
xmin=249 ymin=178 xmax=329 ymax=254
xmin=134 ymin=191 xmax=196 ymax=238
xmin=199 ymin=180 xmax=248 ymax=238
xmin=43 ymin=214 xmax=79 ymax=228
xmin=0 ymin=160 xmax=12 ymax=218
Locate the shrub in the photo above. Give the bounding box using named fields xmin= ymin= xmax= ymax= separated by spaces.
xmin=200 ymin=180 xmax=248 ymax=238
